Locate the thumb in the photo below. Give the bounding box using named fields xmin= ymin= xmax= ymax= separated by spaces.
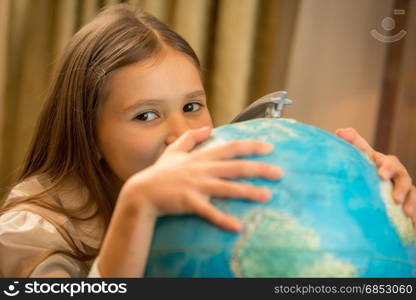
xmin=166 ymin=126 xmax=212 ymax=153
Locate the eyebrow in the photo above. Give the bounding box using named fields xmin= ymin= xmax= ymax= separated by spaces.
xmin=123 ymin=90 xmax=206 ymax=112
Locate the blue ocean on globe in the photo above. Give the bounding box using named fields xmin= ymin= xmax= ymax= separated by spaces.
xmin=144 ymin=118 xmax=416 ymax=277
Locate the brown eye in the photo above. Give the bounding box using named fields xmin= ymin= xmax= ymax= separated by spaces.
xmin=183 ymin=102 xmax=202 ymax=113
xmin=135 ymin=111 xmax=158 ymax=121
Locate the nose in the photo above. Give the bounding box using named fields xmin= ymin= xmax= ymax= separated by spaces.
xmin=164 ymin=114 xmax=192 ymax=145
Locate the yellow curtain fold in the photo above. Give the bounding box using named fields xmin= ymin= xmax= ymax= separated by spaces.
xmin=80 ymin=0 xmax=101 ymax=26
xmin=171 ymin=0 xmax=212 ymax=68
xmin=209 ymin=0 xmax=259 ymax=125
xmin=137 ymin=0 xmax=172 ymax=23
xmin=0 ymin=0 xmax=9 ymax=193
xmin=9 ymin=0 xmax=54 ymax=174
xmin=53 ymin=0 xmax=78 ymax=60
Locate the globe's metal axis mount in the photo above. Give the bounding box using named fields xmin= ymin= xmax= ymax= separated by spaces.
xmin=231 ymin=91 xmax=293 ymax=123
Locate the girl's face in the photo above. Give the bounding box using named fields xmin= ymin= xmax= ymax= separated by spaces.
xmin=96 ymin=48 xmax=213 ymax=181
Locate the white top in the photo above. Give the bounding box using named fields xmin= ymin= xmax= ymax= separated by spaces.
xmin=0 ymin=175 xmax=105 ymax=277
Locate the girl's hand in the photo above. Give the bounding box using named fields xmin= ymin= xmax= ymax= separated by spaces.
xmin=335 ymin=127 xmax=416 ymax=227
xmin=122 ymin=126 xmax=283 ymax=232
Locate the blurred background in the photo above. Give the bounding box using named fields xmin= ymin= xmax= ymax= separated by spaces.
xmin=0 ymin=0 xmax=415 ymax=197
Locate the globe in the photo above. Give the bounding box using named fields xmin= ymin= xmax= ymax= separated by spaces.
xmin=144 ymin=118 xmax=416 ymax=277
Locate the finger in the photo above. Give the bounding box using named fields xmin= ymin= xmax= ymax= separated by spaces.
xmin=193 ymin=140 xmax=274 ymax=161
xmin=335 ymin=128 xmax=375 ymax=155
xmin=203 ymin=161 xmax=283 ymax=180
xmin=201 ymin=179 xmax=272 ymax=202
xmin=391 ymin=170 xmax=413 ymax=204
xmin=403 ymin=186 xmax=416 ymax=222
xmin=166 ymin=126 xmax=212 ymax=153
xmin=372 ymin=151 xmax=386 ymax=167
xmin=191 ymin=198 xmax=242 ymax=232
xmin=377 ymin=155 xmax=402 ymax=179
xmin=376 ymin=155 xmax=412 ymax=203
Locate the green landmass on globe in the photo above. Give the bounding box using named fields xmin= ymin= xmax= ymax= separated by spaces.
xmin=144 ymin=118 xmax=416 ymax=277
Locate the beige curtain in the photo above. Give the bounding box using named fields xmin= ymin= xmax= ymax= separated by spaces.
xmin=389 ymin=0 xmax=416 ymax=182
xmin=0 ymin=0 xmax=8 ymax=180
xmin=1 ymin=0 xmax=415 ymax=197
xmin=0 ymin=0 xmax=293 ymax=197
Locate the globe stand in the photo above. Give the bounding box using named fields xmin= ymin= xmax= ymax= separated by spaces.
xmin=231 ymin=91 xmax=293 ymax=123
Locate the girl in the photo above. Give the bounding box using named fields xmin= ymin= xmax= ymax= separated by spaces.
xmin=0 ymin=4 xmax=415 ymax=277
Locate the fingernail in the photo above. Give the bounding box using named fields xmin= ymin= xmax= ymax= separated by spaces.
xmin=261 ymin=143 xmax=273 ymax=152
xmin=379 ymin=170 xmax=389 ymax=180
xmin=270 ymin=167 xmax=283 ymax=178
xmin=405 ymin=204 xmax=414 ymax=217
xmin=394 ymin=191 xmax=405 ymax=204
xmin=337 ymin=129 xmax=348 ymax=137
xmin=259 ymin=189 xmax=271 ymax=201
xmin=335 ymin=129 xmax=343 ymax=136
xmin=232 ymin=221 xmax=242 ymax=232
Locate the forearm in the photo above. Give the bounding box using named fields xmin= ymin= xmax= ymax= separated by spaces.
xmin=97 ymin=194 xmax=157 ymax=277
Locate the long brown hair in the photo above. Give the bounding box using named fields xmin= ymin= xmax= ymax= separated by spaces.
xmin=0 ymin=4 xmax=200 ymax=272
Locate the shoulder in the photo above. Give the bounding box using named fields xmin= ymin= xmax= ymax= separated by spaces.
xmin=0 ymin=210 xmax=86 ymax=277
xmin=4 ymin=174 xmax=104 ymax=249
xmin=4 ymin=173 xmax=86 ymax=210
xmin=4 ymin=174 xmax=49 ymax=204
xmin=0 ymin=210 xmax=66 ymax=248
xmin=3 ymin=174 xmax=71 ymax=225
xmin=0 ymin=175 xmax=104 ymax=276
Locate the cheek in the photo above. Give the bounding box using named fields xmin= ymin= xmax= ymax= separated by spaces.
xmin=120 ymin=139 xmax=157 ymax=177
xmin=203 ymin=113 xmax=214 ymax=128
xmin=196 ymin=110 xmax=213 ymax=128
xmin=100 ymin=128 xmax=164 ymax=180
